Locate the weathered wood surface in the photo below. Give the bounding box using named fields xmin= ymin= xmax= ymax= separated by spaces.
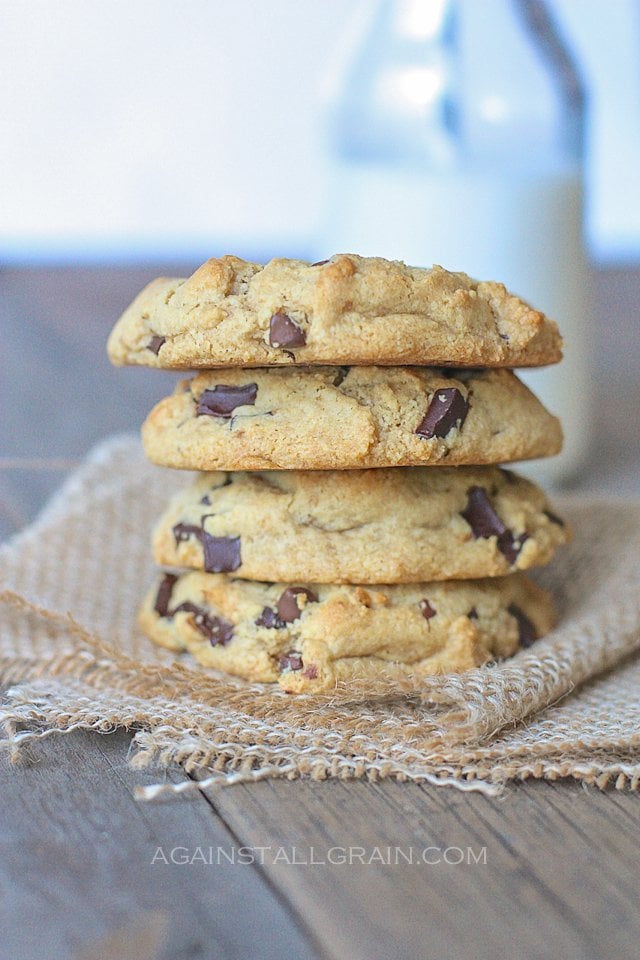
xmin=0 ymin=731 xmax=323 ymax=960
xmin=1 ymin=265 xmax=640 ymax=960
xmin=209 ymin=775 xmax=640 ymax=960
xmin=2 ymin=730 xmax=640 ymax=960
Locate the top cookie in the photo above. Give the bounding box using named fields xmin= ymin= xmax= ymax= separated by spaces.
xmin=107 ymin=254 xmax=562 ymax=369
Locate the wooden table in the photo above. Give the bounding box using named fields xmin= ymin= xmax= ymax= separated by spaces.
xmin=2 ymin=264 xmax=640 ymax=960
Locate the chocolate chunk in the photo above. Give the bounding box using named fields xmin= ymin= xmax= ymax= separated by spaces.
xmin=499 ymin=333 xmax=510 ymax=341
xmin=255 ymin=606 xmax=285 ymax=629
xmin=147 ymin=334 xmax=166 ymax=354
xmin=302 ymin=663 xmax=318 ymax=680
xmin=468 ymin=607 xmax=479 ymax=620
xmin=311 ymin=259 xmax=329 ymax=267
xmin=200 ymin=494 xmax=211 ymax=506
xmin=277 ymin=587 xmax=318 ymax=624
xmin=173 ymin=523 xmax=242 ymax=573
xmin=173 ymin=602 xmax=234 ymax=646
xmin=269 ymin=312 xmax=306 ymax=348
xmin=461 ymin=487 xmax=528 ymax=565
xmin=333 ymin=366 xmax=350 ymax=387
xmin=544 ymin=508 xmax=565 ymax=527
xmin=461 ymin=488 xmax=505 ymax=539
xmin=201 ymin=534 xmax=242 ymax=574
xmin=154 ymin=573 xmax=178 ymax=617
xmin=508 ymin=603 xmax=537 ymax=648
xmin=420 ymin=599 xmax=436 ymax=621
xmin=196 ymin=383 xmax=258 ymax=418
xmin=498 ymin=530 xmax=528 ymax=565
xmin=153 ymin=575 xmax=232 ymax=644
xmin=278 ymin=651 xmax=304 ymax=672
xmin=173 ymin=522 xmax=203 ymax=545
xmin=416 ymin=387 xmax=469 ymax=440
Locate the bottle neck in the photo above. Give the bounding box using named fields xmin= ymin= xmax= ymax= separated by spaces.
xmin=331 ymin=0 xmax=584 ymax=174
xmin=514 ymin=0 xmax=585 ymax=159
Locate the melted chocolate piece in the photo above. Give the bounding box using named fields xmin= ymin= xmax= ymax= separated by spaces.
xmin=173 ymin=523 xmax=242 ymax=573
xmin=498 ymin=531 xmax=528 ymax=565
xmin=278 ymin=651 xmax=304 ymax=672
xmin=147 ymin=334 xmax=166 ymax=354
xmin=277 ymin=587 xmax=318 ymax=624
xmin=202 ymin=535 xmax=242 ymax=573
xmin=461 ymin=487 xmax=528 ymax=565
xmin=302 ymin=663 xmax=318 ymax=680
xmin=173 ymin=523 xmax=203 ymax=544
xmin=154 ymin=573 xmax=178 ymax=617
xmin=419 ymin=599 xmax=436 ymax=621
xmin=196 ymin=383 xmax=258 ymax=418
xmin=461 ymin=488 xmax=505 ymax=539
xmin=173 ymin=601 xmax=234 ymax=646
xmin=416 ymin=387 xmax=469 ymax=440
xmin=154 ymin=575 xmax=234 ymax=645
xmin=255 ymin=606 xmax=285 ymax=629
xmin=269 ymin=312 xmax=306 ymax=348
xmin=508 ymin=603 xmax=537 ymax=648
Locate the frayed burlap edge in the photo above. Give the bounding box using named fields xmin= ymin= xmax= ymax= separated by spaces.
xmin=4 ymin=670 xmax=640 ymax=800
xmin=2 ymin=590 xmax=640 ymax=799
xmin=2 ymin=435 xmax=640 ymax=798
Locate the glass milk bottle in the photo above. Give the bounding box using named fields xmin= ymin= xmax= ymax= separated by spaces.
xmin=321 ymin=0 xmax=591 ymax=486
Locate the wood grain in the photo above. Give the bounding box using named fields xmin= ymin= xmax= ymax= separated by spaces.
xmin=204 ymin=775 xmax=640 ymax=960
xmin=0 ymin=729 xmax=324 ymax=960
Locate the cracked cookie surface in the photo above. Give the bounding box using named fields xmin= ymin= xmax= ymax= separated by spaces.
xmin=107 ymin=254 xmax=562 ymax=369
xmin=139 ymin=570 xmax=556 ymax=693
xmin=152 ymin=466 xmax=569 ymax=583
xmin=141 ymin=366 xmax=563 ymax=471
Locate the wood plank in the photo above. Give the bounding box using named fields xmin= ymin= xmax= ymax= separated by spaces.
xmin=0 ymin=729 xmax=323 ymax=960
xmin=204 ymin=776 xmax=640 ymax=960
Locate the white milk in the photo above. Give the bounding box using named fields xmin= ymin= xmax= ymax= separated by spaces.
xmin=323 ymin=166 xmax=591 ymax=485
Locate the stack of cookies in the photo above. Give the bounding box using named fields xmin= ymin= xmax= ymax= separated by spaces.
xmin=107 ymin=254 xmax=569 ymax=693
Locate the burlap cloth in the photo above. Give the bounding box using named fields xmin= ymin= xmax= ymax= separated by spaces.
xmin=2 ymin=435 xmax=640 ymax=798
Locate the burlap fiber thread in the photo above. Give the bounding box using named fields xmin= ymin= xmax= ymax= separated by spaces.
xmin=2 ymin=435 xmax=640 ymax=798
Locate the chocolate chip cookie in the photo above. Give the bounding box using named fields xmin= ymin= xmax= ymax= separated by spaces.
xmin=139 ymin=570 xmax=556 ymax=693
xmin=152 ymin=466 xmax=568 ymax=583
xmin=107 ymin=254 xmax=562 ymax=369
xmin=141 ymin=366 xmax=562 ymax=471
